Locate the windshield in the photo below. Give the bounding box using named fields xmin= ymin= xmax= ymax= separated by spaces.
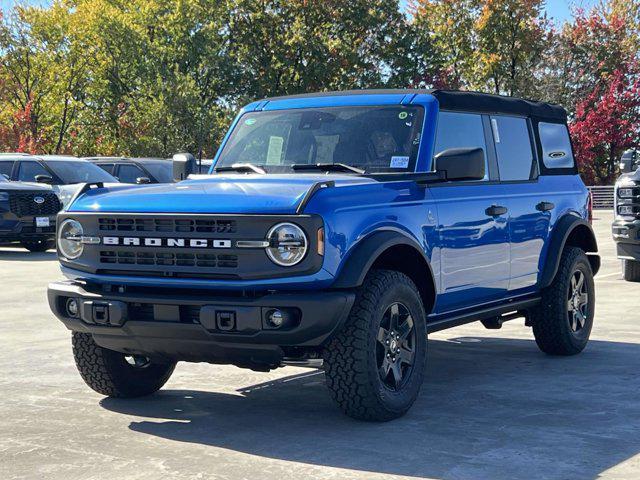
xmin=46 ymin=160 xmax=117 ymax=184
xmin=216 ymin=106 xmax=425 ymax=173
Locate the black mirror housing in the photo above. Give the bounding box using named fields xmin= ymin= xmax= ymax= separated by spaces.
xmin=34 ymin=174 xmax=54 ymax=184
xmin=434 ymin=147 xmax=485 ymax=181
xmin=136 ymin=177 xmax=151 ymax=184
xmin=172 ymin=153 xmax=196 ymax=182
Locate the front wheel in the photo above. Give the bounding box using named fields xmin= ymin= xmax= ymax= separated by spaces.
xmin=531 ymin=247 xmax=595 ymax=355
xmin=72 ymin=332 xmax=176 ymax=397
xmin=323 ymin=270 xmax=427 ymax=421
xmin=21 ymin=239 xmax=55 ymax=252
xmin=622 ymin=259 xmax=640 ymax=282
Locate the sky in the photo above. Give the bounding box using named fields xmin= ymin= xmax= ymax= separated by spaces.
xmin=0 ymin=0 xmax=600 ymax=25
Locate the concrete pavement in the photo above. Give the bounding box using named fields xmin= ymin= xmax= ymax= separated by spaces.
xmin=1 ymin=210 xmax=639 ymax=480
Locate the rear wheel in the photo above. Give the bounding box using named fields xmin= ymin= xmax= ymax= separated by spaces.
xmin=323 ymin=270 xmax=427 ymax=421
xmin=531 ymin=247 xmax=595 ymax=355
xmin=72 ymin=332 xmax=176 ymax=397
xmin=21 ymin=239 xmax=55 ymax=252
xmin=622 ymin=259 xmax=640 ymax=282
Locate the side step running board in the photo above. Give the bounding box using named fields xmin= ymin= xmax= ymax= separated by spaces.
xmin=426 ymin=297 xmax=541 ymax=334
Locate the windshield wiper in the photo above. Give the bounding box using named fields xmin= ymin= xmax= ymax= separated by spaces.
xmin=291 ymin=163 xmax=365 ymax=174
xmin=214 ymin=163 xmax=266 ymax=174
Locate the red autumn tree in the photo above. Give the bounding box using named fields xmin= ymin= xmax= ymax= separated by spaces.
xmin=570 ymin=68 xmax=640 ymax=184
xmin=0 ymin=101 xmax=44 ymax=154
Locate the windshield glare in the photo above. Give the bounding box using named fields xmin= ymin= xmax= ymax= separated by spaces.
xmin=47 ymin=161 xmax=117 ymax=184
xmin=216 ymin=106 xmax=425 ymax=173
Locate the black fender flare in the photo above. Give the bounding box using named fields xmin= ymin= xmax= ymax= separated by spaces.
xmin=538 ymin=215 xmax=600 ymax=288
xmin=332 ymin=230 xmax=436 ymax=291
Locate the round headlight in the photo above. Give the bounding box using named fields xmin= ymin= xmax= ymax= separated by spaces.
xmin=266 ymin=223 xmax=308 ymax=266
xmin=58 ymin=219 xmax=84 ymax=259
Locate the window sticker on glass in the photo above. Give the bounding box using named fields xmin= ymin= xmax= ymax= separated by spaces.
xmin=491 ymin=118 xmax=501 ymax=143
xmin=266 ymin=136 xmax=284 ymax=165
xmin=390 ymin=156 xmax=410 ymax=168
xmin=244 ymin=118 xmax=257 ymax=126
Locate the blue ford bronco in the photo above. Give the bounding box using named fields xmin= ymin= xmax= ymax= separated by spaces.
xmin=48 ymin=90 xmax=600 ymax=421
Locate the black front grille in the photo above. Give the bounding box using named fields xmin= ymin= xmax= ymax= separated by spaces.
xmin=99 ymin=250 xmax=238 ymax=268
xmin=9 ymin=192 xmax=61 ymax=217
xmin=98 ymin=217 xmax=236 ymax=233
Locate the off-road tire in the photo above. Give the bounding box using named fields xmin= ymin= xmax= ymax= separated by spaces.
xmin=622 ymin=259 xmax=640 ymax=282
xmin=531 ymin=247 xmax=595 ymax=355
xmin=72 ymin=332 xmax=176 ymax=397
xmin=21 ymin=239 xmax=55 ymax=252
xmin=323 ymin=270 xmax=427 ymax=421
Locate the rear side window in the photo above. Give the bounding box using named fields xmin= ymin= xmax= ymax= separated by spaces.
xmin=538 ymin=122 xmax=575 ymax=169
xmin=97 ymin=163 xmax=115 ymax=175
xmin=117 ymin=164 xmax=146 ymax=183
xmin=491 ymin=116 xmax=536 ymax=181
xmin=434 ymin=112 xmax=488 ymax=179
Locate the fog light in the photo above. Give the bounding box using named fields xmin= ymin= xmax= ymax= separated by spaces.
xmin=268 ymin=309 xmax=284 ymax=328
xmin=66 ymin=298 xmax=79 ymax=318
xmin=619 ymin=205 xmax=634 ymax=215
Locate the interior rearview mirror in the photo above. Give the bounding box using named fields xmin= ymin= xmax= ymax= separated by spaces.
xmin=35 ymin=174 xmax=54 ymax=184
xmin=434 ymin=147 xmax=485 ymax=181
xmin=172 ymin=153 xmax=196 ymax=182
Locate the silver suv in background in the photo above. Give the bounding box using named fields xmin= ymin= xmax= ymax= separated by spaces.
xmin=0 ymin=154 xmax=119 ymax=208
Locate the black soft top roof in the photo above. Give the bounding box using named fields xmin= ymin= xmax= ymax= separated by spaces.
xmin=431 ymin=90 xmax=567 ymax=122
xmin=262 ymin=89 xmax=567 ymax=122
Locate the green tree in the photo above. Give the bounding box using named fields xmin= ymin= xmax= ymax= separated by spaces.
xmin=409 ymin=0 xmax=477 ymax=88
xmin=224 ymin=0 xmax=410 ymax=100
xmin=473 ymin=0 xmax=551 ymax=97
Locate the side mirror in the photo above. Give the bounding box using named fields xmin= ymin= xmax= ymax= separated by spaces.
xmin=620 ymin=149 xmax=638 ymax=174
xmin=35 ymin=174 xmax=54 ymax=184
xmin=172 ymin=153 xmax=196 ymax=182
xmin=434 ymin=147 xmax=485 ymax=181
xmin=136 ymin=176 xmax=151 ymax=184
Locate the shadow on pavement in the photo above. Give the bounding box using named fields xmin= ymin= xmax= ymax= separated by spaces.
xmin=0 ymin=248 xmax=56 ymax=261
xmin=101 ymin=337 xmax=640 ymax=479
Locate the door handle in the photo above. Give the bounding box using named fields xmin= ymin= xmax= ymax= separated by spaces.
xmin=485 ymin=205 xmax=508 ymax=216
xmin=536 ymin=201 xmax=555 ymax=212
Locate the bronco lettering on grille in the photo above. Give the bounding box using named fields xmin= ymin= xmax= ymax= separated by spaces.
xmin=102 ymin=237 xmax=232 ymax=248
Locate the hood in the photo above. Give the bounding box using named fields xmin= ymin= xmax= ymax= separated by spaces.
xmin=68 ymin=174 xmax=376 ymax=214
xmin=0 ymin=180 xmax=55 ymax=192
xmin=617 ymin=169 xmax=640 ymax=185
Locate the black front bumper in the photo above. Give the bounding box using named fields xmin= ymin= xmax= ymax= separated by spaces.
xmin=48 ymin=281 xmax=355 ymax=369
xmin=0 ymin=214 xmax=56 ymax=243
xmin=612 ymin=219 xmax=640 ymax=260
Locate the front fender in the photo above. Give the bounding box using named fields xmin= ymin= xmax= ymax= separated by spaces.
xmin=331 ymin=230 xmax=435 ymax=289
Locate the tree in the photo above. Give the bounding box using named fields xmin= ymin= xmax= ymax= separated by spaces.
xmin=474 ymin=0 xmax=551 ymax=97
xmin=409 ymin=0 xmax=478 ymax=89
xmin=570 ymin=68 xmax=640 ymax=184
xmin=224 ymin=0 xmax=410 ymax=100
